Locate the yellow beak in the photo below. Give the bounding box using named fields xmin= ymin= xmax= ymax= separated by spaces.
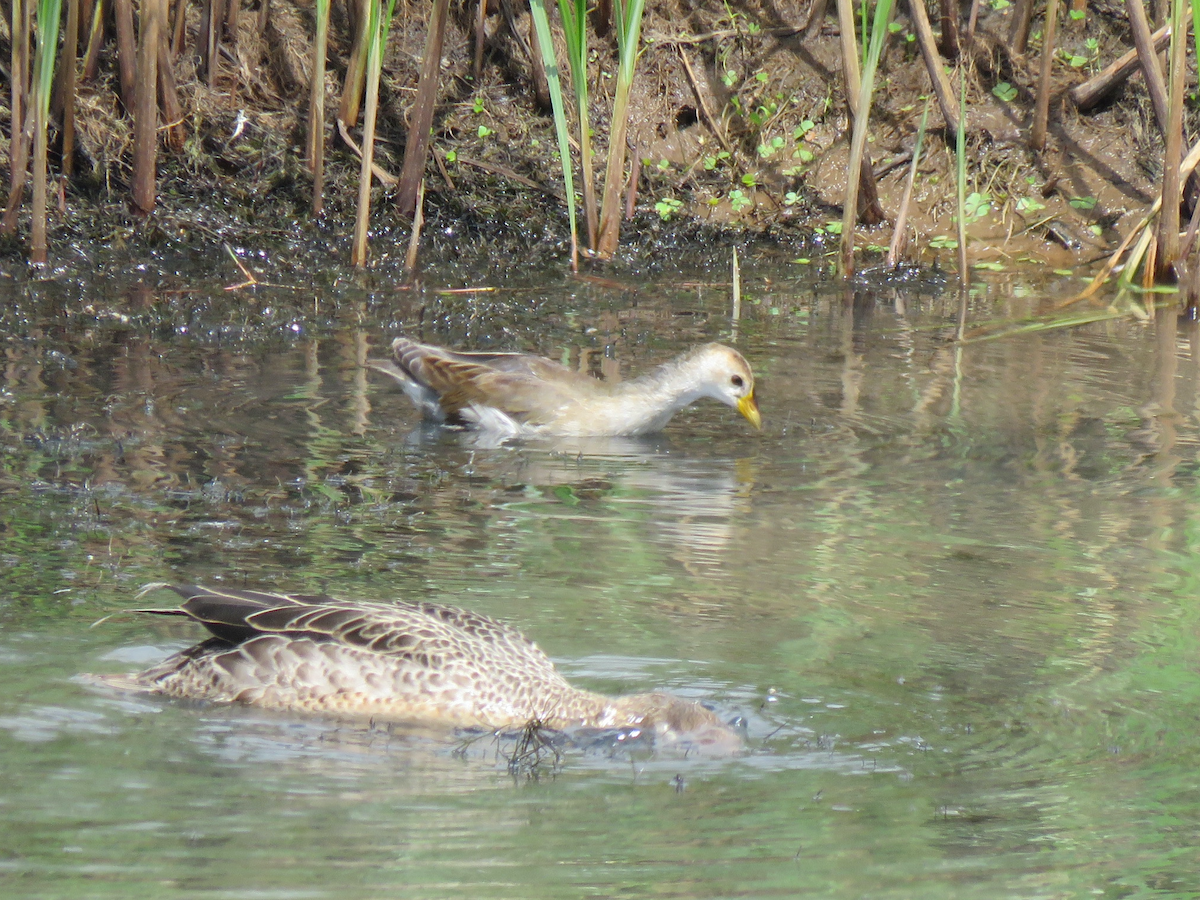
xmin=737 ymin=391 xmax=762 ymax=430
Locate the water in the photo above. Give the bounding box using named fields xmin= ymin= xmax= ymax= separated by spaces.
xmin=2 ymin=264 xmax=1200 ymax=898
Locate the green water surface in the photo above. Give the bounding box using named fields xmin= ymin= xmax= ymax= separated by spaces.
xmin=1 ymin=267 xmax=1198 ymax=898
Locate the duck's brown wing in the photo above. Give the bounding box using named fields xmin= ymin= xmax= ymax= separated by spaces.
xmin=141 ymin=584 xmax=555 ymax=673
xmin=388 ymin=337 xmax=596 ymax=426
xmin=132 ymin=585 xmax=570 ymax=725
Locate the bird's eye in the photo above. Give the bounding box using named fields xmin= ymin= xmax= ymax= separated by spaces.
xmin=731 ymin=375 xmax=744 ymax=388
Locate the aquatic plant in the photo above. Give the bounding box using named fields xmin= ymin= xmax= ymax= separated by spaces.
xmin=1156 ymin=0 xmax=1187 ymax=276
xmin=558 ymin=0 xmax=599 ymax=250
xmin=5 ymin=0 xmax=64 ymax=262
xmin=839 ymin=0 xmax=893 ymax=276
xmin=528 ymin=0 xmax=582 ymax=268
xmin=595 ymin=0 xmax=647 ymax=259
xmin=352 ymin=0 xmax=399 ymax=266
xmin=308 ymin=0 xmax=332 ymax=216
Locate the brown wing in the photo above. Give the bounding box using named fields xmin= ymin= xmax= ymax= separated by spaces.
xmin=133 ymin=584 xmax=573 ymax=725
xmin=144 ymin=584 xmax=556 ymax=677
xmin=390 ymin=337 xmax=598 ymax=424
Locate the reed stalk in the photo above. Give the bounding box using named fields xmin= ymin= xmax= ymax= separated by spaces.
xmin=157 ymin=16 xmax=185 ymax=149
xmin=112 ymin=0 xmax=135 ymax=105
xmin=595 ymin=0 xmax=646 ymax=259
xmin=395 ymin=0 xmax=450 ymax=218
xmin=1156 ymin=0 xmax=1187 ymax=275
xmin=172 ymin=0 xmax=186 ymax=56
xmin=1193 ymin=0 xmax=1200 ymax=74
xmin=30 ymin=0 xmax=63 ymax=261
xmin=308 ymin=0 xmax=331 ymax=215
xmin=886 ymin=96 xmax=930 ymax=267
xmin=558 ymin=0 xmax=598 ymax=250
xmin=2 ymin=0 xmax=31 ymax=233
xmin=839 ymin=0 xmax=893 ymax=277
xmin=351 ymin=0 xmax=398 ymax=266
xmin=1030 ymin=0 xmax=1059 ymax=150
xmin=528 ymin=0 xmax=581 ymax=268
xmin=55 ymin=0 xmax=79 ymax=179
xmin=955 ymin=66 xmax=968 ymax=288
xmin=131 ymin=0 xmax=162 ymax=215
xmin=338 ymin=0 xmax=369 ymax=128
xmin=938 ymin=0 xmax=959 ymax=57
xmin=82 ymin=0 xmax=105 ymax=80
xmin=199 ymin=0 xmax=225 ymax=86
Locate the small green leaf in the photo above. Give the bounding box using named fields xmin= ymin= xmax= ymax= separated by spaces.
xmin=655 ymin=197 xmax=683 ymax=221
xmin=992 ymin=82 xmax=1018 ymax=102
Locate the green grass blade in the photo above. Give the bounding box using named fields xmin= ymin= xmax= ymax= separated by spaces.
xmin=530 ymin=0 xmax=579 ymax=268
xmin=838 ymin=0 xmax=892 ymax=274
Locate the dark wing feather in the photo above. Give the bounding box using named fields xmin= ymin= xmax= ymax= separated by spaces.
xmin=141 ymin=584 xmax=553 ymax=675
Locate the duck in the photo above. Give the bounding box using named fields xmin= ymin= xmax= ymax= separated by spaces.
xmin=367 ymin=336 xmax=761 ymax=437
xmin=105 ymin=584 xmax=742 ymax=751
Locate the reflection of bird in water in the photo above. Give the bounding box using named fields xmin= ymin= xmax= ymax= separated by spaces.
xmin=368 ymin=336 xmax=761 ymax=437
xmin=101 ymin=584 xmax=741 ymax=753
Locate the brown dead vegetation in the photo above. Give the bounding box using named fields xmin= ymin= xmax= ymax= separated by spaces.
xmin=0 ymin=0 xmax=1188 ymax=267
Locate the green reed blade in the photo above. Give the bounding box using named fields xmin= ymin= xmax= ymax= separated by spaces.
xmin=529 ymin=0 xmax=580 ymax=269
xmin=596 ymin=0 xmax=646 ymax=258
xmin=838 ymin=0 xmax=892 ymax=275
xmin=30 ymin=0 xmax=62 ymax=261
xmin=557 ymin=0 xmax=597 ymax=248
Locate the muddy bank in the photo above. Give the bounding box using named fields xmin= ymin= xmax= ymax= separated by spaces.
xmin=0 ymin=0 xmax=1177 ymax=272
